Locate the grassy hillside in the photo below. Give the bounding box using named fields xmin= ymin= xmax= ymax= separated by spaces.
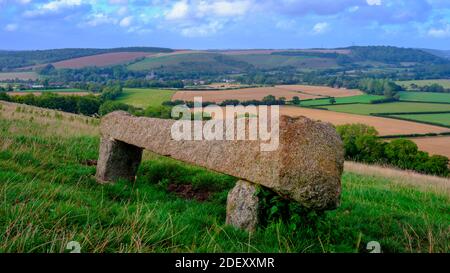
xmin=231 ymin=54 xmax=338 ymax=69
xmin=0 ymin=47 xmax=173 ymax=70
xmin=128 ymin=53 xmax=252 ymax=73
xmin=0 ymin=101 xmax=449 ymax=253
xmin=115 ymin=88 xmax=176 ymax=108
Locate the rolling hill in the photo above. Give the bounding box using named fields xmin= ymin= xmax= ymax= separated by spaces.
xmin=2 ymin=46 xmax=448 ymax=74
xmin=0 ymin=100 xmax=448 ymax=253
xmin=0 ymin=47 xmax=173 ymax=71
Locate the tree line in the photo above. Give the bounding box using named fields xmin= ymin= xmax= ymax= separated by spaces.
xmin=0 ymin=84 xmax=125 ymax=116
xmin=337 ymin=124 xmax=449 ymax=177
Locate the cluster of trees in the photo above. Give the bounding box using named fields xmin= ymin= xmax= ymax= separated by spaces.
xmin=0 ymin=84 xmax=13 ymax=92
xmin=356 ymin=78 xmax=403 ymax=97
xmin=337 ymin=124 xmax=449 ymax=176
xmin=123 ymin=78 xmax=184 ymax=89
xmin=0 ymin=84 xmax=125 ymax=116
xmin=0 ymin=92 xmax=101 ymax=116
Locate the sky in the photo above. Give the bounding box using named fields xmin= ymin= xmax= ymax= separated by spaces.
xmin=1 ymin=0 xmax=450 ymax=50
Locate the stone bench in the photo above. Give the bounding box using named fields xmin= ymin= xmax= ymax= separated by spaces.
xmin=95 ymin=111 xmax=344 ymax=231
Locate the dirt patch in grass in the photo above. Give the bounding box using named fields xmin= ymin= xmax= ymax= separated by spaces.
xmin=167 ymin=183 xmax=212 ymax=202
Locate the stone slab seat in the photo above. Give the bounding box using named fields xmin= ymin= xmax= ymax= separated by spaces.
xmin=95 ymin=111 xmax=344 ymax=231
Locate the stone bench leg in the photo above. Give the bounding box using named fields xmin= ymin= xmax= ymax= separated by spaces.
xmin=95 ymin=137 xmax=143 ymax=184
xmin=226 ymin=180 xmax=260 ymax=232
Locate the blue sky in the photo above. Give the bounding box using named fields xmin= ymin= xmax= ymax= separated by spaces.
xmin=1 ymin=0 xmax=450 ymax=50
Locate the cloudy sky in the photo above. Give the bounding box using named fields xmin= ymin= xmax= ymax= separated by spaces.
xmin=1 ymin=0 xmax=450 ymax=50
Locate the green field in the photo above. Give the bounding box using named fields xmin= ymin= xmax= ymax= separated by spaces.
xmin=0 ymin=103 xmax=449 ymax=253
xmin=397 ymin=79 xmax=450 ymax=89
xmin=300 ymin=95 xmax=385 ymax=106
xmin=324 ymin=102 xmax=450 ymax=115
xmin=389 ymin=113 xmax=450 ymax=127
xmin=116 ymin=88 xmax=176 ymax=108
xmin=398 ymin=91 xmax=450 ymax=103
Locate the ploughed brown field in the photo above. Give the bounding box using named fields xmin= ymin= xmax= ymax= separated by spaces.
xmin=172 ymin=85 xmax=362 ymax=103
xmin=274 ymin=85 xmax=362 ymax=97
xmin=51 ymin=52 xmax=153 ymax=69
xmin=408 ymin=136 xmax=450 ymax=159
xmin=280 ymin=106 xmax=450 ymax=136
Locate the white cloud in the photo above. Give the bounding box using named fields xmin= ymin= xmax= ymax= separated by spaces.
xmin=197 ymin=1 xmax=252 ymax=17
xmin=119 ymin=16 xmax=133 ymax=27
xmin=83 ymin=13 xmax=118 ymax=27
xmin=109 ymin=0 xmax=128 ymax=4
xmin=41 ymin=0 xmax=82 ymax=12
xmin=366 ymin=0 xmax=382 ymax=6
xmin=165 ymin=0 xmax=189 ymax=20
xmin=275 ymin=19 xmax=296 ymax=30
xmin=23 ymin=0 xmax=85 ymax=18
xmin=428 ymin=24 xmax=450 ymax=38
xmin=117 ymin=6 xmax=128 ymax=16
xmin=180 ymin=20 xmax=223 ymax=37
xmin=312 ymin=22 xmax=329 ymax=34
xmin=4 ymin=23 xmax=18 ymax=31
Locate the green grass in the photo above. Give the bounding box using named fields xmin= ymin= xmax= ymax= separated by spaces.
xmin=397 ymin=79 xmax=450 ymax=89
xmin=388 ymin=113 xmax=450 ymax=127
xmin=115 ymin=88 xmax=176 ymax=108
xmin=0 ymin=104 xmax=449 ymax=253
xmin=300 ymin=95 xmax=385 ymax=106
xmin=324 ymin=102 xmax=450 ymax=115
xmin=398 ymin=91 xmax=450 ymax=103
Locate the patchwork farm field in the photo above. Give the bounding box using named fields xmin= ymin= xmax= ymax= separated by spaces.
xmin=172 ymin=85 xmax=362 ymax=103
xmin=301 ymin=94 xmax=385 ymax=106
xmin=0 ymin=101 xmax=449 ymax=253
xmin=51 ymin=52 xmax=153 ymax=69
xmin=274 ymin=85 xmax=363 ymax=97
xmin=116 ymin=88 xmax=176 ymax=108
xmin=397 ymin=79 xmax=450 ymax=89
xmin=0 ymin=72 xmax=39 ymax=81
xmin=323 ymin=102 xmax=450 ymax=115
xmin=8 ymin=90 xmax=93 ymax=96
xmin=16 ymin=88 xmax=87 ymax=93
xmin=409 ymin=136 xmax=450 ymax=160
xmin=388 ymin=113 xmax=450 ymax=127
xmin=398 ymin=91 xmax=450 ymax=103
xmin=128 ymin=53 xmax=241 ymax=72
xmin=231 ymin=54 xmax=339 ymax=69
xmin=280 ymin=106 xmax=450 ymax=136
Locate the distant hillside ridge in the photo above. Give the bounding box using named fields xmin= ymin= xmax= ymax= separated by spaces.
xmin=0 ymin=47 xmax=174 ymax=70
